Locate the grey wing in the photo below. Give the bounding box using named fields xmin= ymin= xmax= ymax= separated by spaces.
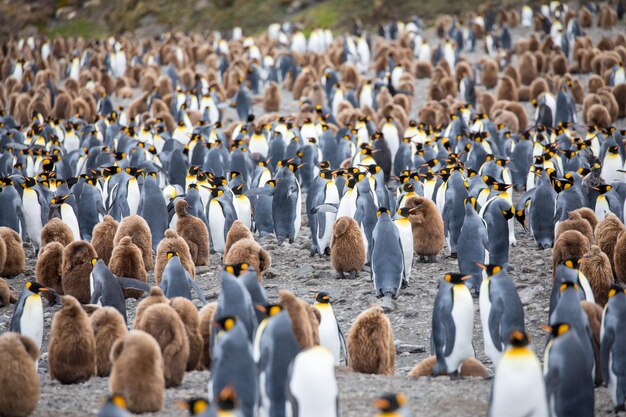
xmin=338 ymin=323 xmax=349 ymax=366
xmin=600 ymin=316 xmax=614 ymax=384
xmin=488 ymin=297 xmax=504 ymax=351
xmin=10 ymin=296 xmax=25 ymax=332
xmin=442 ymin=297 xmax=457 ymax=357
xmin=117 ymin=277 xmax=151 ymax=293
xmin=187 ymin=275 xmax=208 ymax=305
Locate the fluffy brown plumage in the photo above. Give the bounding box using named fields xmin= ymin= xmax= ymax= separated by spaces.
xmin=586 ymin=103 xmax=612 ymax=128
xmin=175 ymin=199 xmax=210 ymax=266
xmin=36 ymin=241 xmax=64 ymax=298
xmin=330 ymin=217 xmax=365 ymax=278
xmin=0 ymin=227 xmax=24 ymax=277
xmin=496 ymin=76 xmax=518 ymax=102
xmin=0 ymin=332 xmax=40 ymax=417
xmin=113 ymin=215 xmax=153 ymax=271
xmin=61 ymin=240 xmax=97 ymax=304
xmin=224 ymin=220 xmax=254 ymax=257
xmin=109 ymin=330 xmax=165 ymax=413
xmin=613 ymin=229 xmax=626 ymax=284
xmin=223 ymin=238 xmax=271 ymax=282
xmin=91 ymin=215 xmax=119 ymax=265
xmin=90 ymin=306 xmax=128 ymax=377
xmin=572 ymin=208 xmax=598 ymax=232
xmin=580 ymin=245 xmax=613 ymax=307
xmin=0 ymin=237 xmax=5 ymax=278
xmin=348 ymin=305 xmax=395 ymax=375
xmin=581 ymin=300 xmax=603 ymax=385
xmin=0 ymin=277 xmax=17 ymax=307
xmin=197 ymin=302 xmax=217 ymax=370
xmin=134 ymin=287 xmax=168 ymax=328
xmin=263 ymin=81 xmax=281 ymax=112
xmin=408 ymin=356 xmax=489 ymax=378
xmin=519 ymin=52 xmax=538 ymax=85
xmin=154 ymin=229 xmax=195 ymax=285
xmin=134 ymin=303 xmax=189 ymax=388
xmin=552 ymin=230 xmax=590 ymax=280
xmin=279 ymin=289 xmax=316 ymax=349
xmin=480 ymin=59 xmax=499 ymax=88
xmin=556 ymin=211 xmax=594 ymax=244
xmin=48 ymin=295 xmax=96 ymax=384
xmin=595 ymin=213 xmax=624 ymax=274
xmin=404 ymin=196 xmax=444 ymax=260
xmin=169 ymin=297 xmax=202 ymax=371
xmin=109 ymin=236 xmax=147 ymax=299
xmin=41 ymin=218 xmax=74 ymax=248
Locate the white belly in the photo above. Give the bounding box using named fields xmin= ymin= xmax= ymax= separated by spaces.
xmin=395 ymin=221 xmax=413 ymax=283
xmin=446 ymin=285 xmax=475 ymax=372
xmin=479 ymin=279 xmax=501 ymax=365
xmin=23 ymin=191 xmax=42 ymax=250
xmin=316 ymin=307 xmax=341 ymax=365
xmin=294 ymin=186 xmax=302 ymax=240
xmin=288 ymin=348 xmax=338 ymax=417
xmin=127 ymin=180 xmax=140 ymax=216
xmin=61 ymin=204 xmax=81 ymax=240
xmin=209 ymin=201 xmax=226 ymax=253
xmin=22 ymin=295 xmax=44 ymax=350
xmin=596 ymin=195 xmax=611 ymax=221
xmin=234 ymin=196 xmax=252 ymax=230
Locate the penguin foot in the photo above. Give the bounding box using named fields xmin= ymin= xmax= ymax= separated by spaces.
xmin=349 ymin=270 xmax=358 ymax=279
xmin=506 ymin=264 xmax=514 ymax=272
xmin=427 ymin=255 xmax=437 ymax=263
xmin=401 ymin=279 xmax=409 ymax=289
xmin=309 ymin=248 xmax=317 ymax=257
xmin=418 ymin=256 xmax=427 ymax=263
xmin=324 ymin=247 xmax=331 ymax=256
xmin=336 ymin=272 xmax=346 ymax=279
xmin=449 ymin=370 xmax=461 ymax=380
xmin=449 ymin=253 xmax=458 ymax=259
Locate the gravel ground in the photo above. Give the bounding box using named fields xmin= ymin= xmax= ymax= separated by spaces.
xmin=1 ymin=21 xmax=626 ymax=417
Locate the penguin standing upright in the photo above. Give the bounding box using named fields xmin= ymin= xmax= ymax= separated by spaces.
xmin=478 ymin=264 xmax=524 ymax=365
xmin=272 ymin=161 xmax=301 ymax=244
xmin=489 ymin=330 xmax=549 ymax=417
xmin=286 ymin=346 xmax=339 ymax=417
xmin=10 ymin=281 xmax=49 ymax=353
xmin=600 ymin=284 xmax=626 ymax=411
xmin=313 ymin=292 xmax=346 ymax=366
xmin=309 ymin=170 xmax=339 ymax=256
xmin=206 ymin=187 xmax=238 ymax=254
xmin=432 ymin=273 xmax=474 ymax=377
xmin=479 ymin=195 xmax=514 ymax=270
xmin=21 ymin=177 xmax=48 ymax=254
xmin=49 ymin=194 xmax=81 ymax=241
xmin=371 ymin=208 xmax=404 ymax=299
xmin=457 ymin=198 xmax=488 ymax=293
xmin=394 ymin=207 xmax=415 ymax=287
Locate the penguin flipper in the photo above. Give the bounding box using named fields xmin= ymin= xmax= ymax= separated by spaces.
xmin=488 ymin=298 xmax=504 ymax=350
xmin=187 ymin=276 xmax=208 ymax=305
xmin=600 ymin=324 xmax=615 ymax=385
xmin=117 ymin=277 xmax=151 ymax=293
xmin=246 ymin=187 xmax=276 ymax=197
xmin=311 ymin=203 xmax=338 ymax=214
xmin=442 ymin=308 xmax=457 ymax=357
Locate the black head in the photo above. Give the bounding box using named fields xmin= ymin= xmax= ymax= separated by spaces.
xmin=315 ymin=291 xmax=331 ymax=303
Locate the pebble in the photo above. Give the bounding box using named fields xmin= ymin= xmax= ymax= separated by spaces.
xmin=295 ymin=264 xmax=314 ymax=277
xmin=519 ymin=285 xmax=541 ymax=305
xmin=196 ymin=266 xmax=210 ymax=274
xmin=379 ymin=296 xmax=396 ymax=312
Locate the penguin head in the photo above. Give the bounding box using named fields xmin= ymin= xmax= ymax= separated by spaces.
xmin=476 ymin=263 xmax=503 ymax=277
xmin=443 ymin=273 xmax=471 ymax=284
xmin=178 ymin=397 xmax=209 ymax=415
xmin=501 ymin=205 xmax=515 ymax=220
xmin=594 ymin=184 xmax=612 ymax=194
xmin=319 ymin=160 xmax=331 ymax=170
xmin=463 ymin=197 xmax=477 ymax=209
xmin=397 ymin=207 xmax=417 ymax=218
xmin=560 ymin=258 xmax=580 ymax=270
xmin=25 ymin=281 xmax=48 ymax=294
xmin=104 ymin=394 xmax=127 ymax=410
xmin=166 ymin=251 xmax=179 ymax=260
xmin=320 ymin=170 xmax=334 ymax=180
xmin=314 ymin=291 xmax=331 ymax=304
xmin=608 ymin=283 xmax=626 ymax=299
xmin=257 ymin=303 xmax=282 ymax=318
xmin=50 ymin=194 xmax=70 ymax=205
xmin=508 ymin=330 xmax=529 ymax=347
xmin=232 ymin=184 xmax=244 ymax=196
xmin=216 ymin=316 xmax=237 ymax=332
xmin=376 ymin=207 xmax=390 ymax=217
xmin=223 ymin=263 xmax=249 ymax=277
xmin=373 ymin=393 xmax=406 ymax=414
xmin=543 ymin=323 xmax=571 ymax=338
xmin=217 ymin=385 xmax=239 ymax=411
xmin=91 ymin=257 xmax=99 ymax=267
xmin=359 ymin=164 xmax=381 ymax=175
xmin=205 ymin=187 xmax=224 ymax=198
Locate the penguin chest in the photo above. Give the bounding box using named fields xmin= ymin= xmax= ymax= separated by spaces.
xmin=601 ymin=155 xmax=624 ymax=183
xmin=234 ymin=196 xmax=252 ymax=229
xmin=316 ymin=306 xmax=341 ymax=364
xmin=249 ymin=136 xmax=269 ymax=158
xmin=127 ymin=179 xmax=140 ymax=216
xmin=424 ymin=180 xmax=436 ymax=202
xmin=60 ymin=204 xmax=81 ymax=241
xmin=22 ymin=295 xmax=44 ymax=349
xmin=22 ymin=190 xmax=43 ymax=245
xmin=479 ymin=279 xmax=500 ymax=363
xmin=446 ymin=285 xmax=474 ymax=371
xmin=337 ymin=190 xmax=354 ymax=219
xmin=394 ymin=219 xmax=413 ymax=281
xmin=209 ymin=200 xmax=227 ymax=252
xmin=294 ymin=184 xmax=302 ymax=238
xmin=595 ymin=195 xmax=611 ymax=221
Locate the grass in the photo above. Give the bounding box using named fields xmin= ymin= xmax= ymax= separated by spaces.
xmin=46 ymin=19 xmax=107 ymax=39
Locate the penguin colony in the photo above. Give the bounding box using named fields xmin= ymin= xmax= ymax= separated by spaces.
xmin=2 ymin=2 xmax=626 ymax=416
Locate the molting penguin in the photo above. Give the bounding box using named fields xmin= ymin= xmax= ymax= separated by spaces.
xmin=432 ymin=273 xmax=474 ymax=377
xmin=600 ymin=284 xmax=626 ymax=411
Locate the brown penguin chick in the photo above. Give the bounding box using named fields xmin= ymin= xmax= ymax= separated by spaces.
xmin=134 ymin=303 xmax=189 ymax=388
xmin=108 ymin=236 xmax=147 ymax=299
xmin=0 ymin=227 xmax=24 ymax=277
xmin=581 ymin=300 xmax=603 ymax=385
xmin=330 ymin=217 xmax=365 ymax=279
xmin=109 ymin=330 xmax=165 ymax=413
xmin=551 ymin=53 xmax=568 ymax=76
xmin=134 ymin=286 xmax=168 ymax=329
xmin=40 ymin=217 xmax=74 ymax=247
xmin=504 ymin=102 xmax=529 ymax=132
xmin=197 ymin=302 xmax=217 ymax=370
xmin=595 ymin=213 xmax=624 ymax=274
xmin=555 ymin=211 xmax=594 ymax=244
xmin=552 ymin=230 xmax=590 ymax=280
xmin=408 ymin=355 xmax=489 ymax=378
xmin=169 ymin=297 xmax=202 ymax=371
xmin=223 ymin=238 xmax=271 ymax=282
xmin=588 ymin=75 xmax=605 ymax=94
xmin=579 ymin=245 xmax=613 ymax=307
xmin=48 ymin=295 xmax=97 ymax=384
xmin=414 ymin=60 xmax=432 ymax=79
xmin=279 ymin=289 xmax=316 ymax=349
xmin=478 ymin=92 xmax=496 ymax=115
xmin=90 ymin=306 xmax=128 ymax=377
xmin=61 ymin=240 xmax=97 ymax=304
xmin=496 ymin=76 xmax=518 ymax=102
xmin=113 ymin=215 xmax=153 ymax=271
xmin=586 ymin=103 xmax=612 ymax=128
xmin=519 ymin=52 xmax=538 ymax=86
xmin=36 ymin=242 xmax=64 ymax=296
xmin=0 ymin=277 xmax=18 ymax=307
xmin=518 ymin=86 xmax=530 ymax=102
xmin=480 ymin=58 xmax=499 ymax=88
xmin=403 ymin=196 xmax=444 ymax=261
xmin=0 ymin=237 xmax=5 ymax=278
xmin=0 ymin=332 xmax=40 ymax=417
xmin=578 ymin=6 xmax=593 ymax=27
xmin=175 ymin=199 xmax=210 ymax=266
xmin=263 ymin=81 xmax=280 ymax=112
xmin=348 ymin=305 xmax=395 ymax=375
xmin=91 ymin=215 xmax=119 ymax=265
xmin=612 ymin=83 xmax=626 ymax=119
xmin=154 ymin=229 xmax=195 ymax=285
xmin=224 ymin=220 xmax=254 ymax=257
xmin=305 ymin=301 xmax=321 ymax=345
xmin=572 ymin=208 xmax=598 ymax=232
xmin=52 ymin=91 xmax=73 ymax=120
xmin=494 ymin=109 xmax=520 ymax=133
xmin=613 ymin=229 xmax=626 ymax=284
xmin=530 ymin=78 xmax=549 ymax=100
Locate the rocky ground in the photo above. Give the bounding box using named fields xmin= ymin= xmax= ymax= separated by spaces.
xmin=1 ymin=21 xmax=626 ymax=417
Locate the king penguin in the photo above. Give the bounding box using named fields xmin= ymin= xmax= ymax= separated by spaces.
xmin=600 ymin=283 xmax=626 ymax=411
xmin=431 ymin=273 xmax=475 ymax=377
xmin=313 ymin=292 xmax=347 ymax=366
xmin=10 ymin=281 xmax=50 ymax=353
xmin=478 ymin=264 xmax=524 ymax=365
xmin=394 ymin=207 xmax=415 ymax=287
xmin=49 ymin=194 xmax=81 ymax=241
xmin=371 ymin=207 xmax=405 ymax=299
